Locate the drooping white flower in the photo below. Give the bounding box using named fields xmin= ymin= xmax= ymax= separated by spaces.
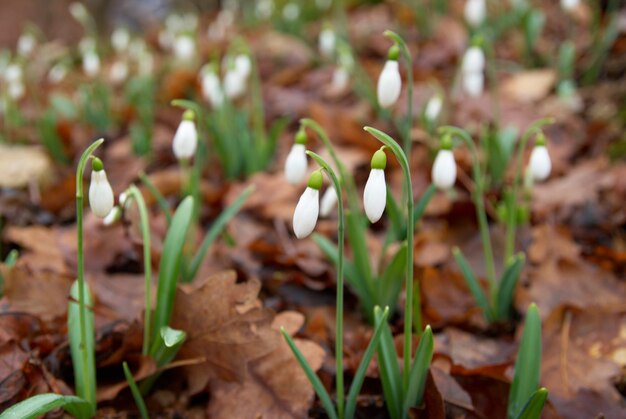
xmin=363 ymin=149 xmax=387 ymax=223
xmin=463 ymin=72 xmax=484 ymax=97
xmin=79 ymin=37 xmax=96 ymax=55
xmin=465 ymin=0 xmax=486 ymax=27
xmin=109 ymin=60 xmax=128 ymax=85
xmin=48 ymin=62 xmax=68 ymax=84
xmin=256 ymin=0 xmax=274 ymax=19
xmin=111 ymin=27 xmax=130 ymax=53
xmin=200 ymin=66 xmax=224 ymax=108
xmin=174 ymin=35 xmax=195 ymax=61
xmin=561 ymin=0 xmax=580 ymax=12
xmin=331 ymin=66 xmax=350 ymax=91
xmin=319 ymin=27 xmax=335 ymax=58
xmin=172 ymin=110 xmax=198 ymax=160
xmin=285 ymin=130 xmax=308 ymax=184
xmin=89 ymin=160 xmax=114 ymax=218
xmin=462 ymin=46 xmax=485 ymax=74
xmin=17 ymin=33 xmax=36 ymax=56
xmin=8 ymin=82 xmax=25 ymax=100
xmin=431 ymin=149 xmax=457 ymax=190
xmin=320 ymin=185 xmax=338 ymax=217
xmin=4 ymin=64 xmax=22 ymax=84
xmin=234 ymin=54 xmax=252 ymax=80
xmin=316 ymin=0 xmax=332 ymax=10
xmin=82 ymin=51 xmax=100 ymax=77
xmin=224 ymin=69 xmax=246 ymax=99
xmin=69 ymin=2 xmax=89 ymax=25
xmin=425 ymin=95 xmax=443 ymax=122
xmin=377 ymin=45 xmax=402 ymax=108
xmin=293 ymin=171 xmax=322 ymax=239
xmin=283 ymin=3 xmax=300 ymax=21
xmin=528 ymin=144 xmax=551 ymax=181
xmin=103 ymin=206 xmax=122 ymax=226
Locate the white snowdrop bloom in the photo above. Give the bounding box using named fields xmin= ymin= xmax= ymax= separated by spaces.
xmin=293 ymin=171 xmax=322 ymax=239
xmin=158 ymin=30 xmax=174 ymax=50
xmin=103 ymin=206 xmax=122 ymax=226
xmin=528 ymin=144 xmax=551 ymax=181
xmin=465 ymin=0 xmax=486 ymax=27
xmin=79 ymin=37 xmax=96 ymax=55
xmin=8 ymin=82 xmax=25 ymax=100
xmin=174 ymin=35 xmax=195 ymax=61
xmin=256 ymin=0 xmax=274 ymax=19
xmin=285 ymin=144 xmax=307 ymax=185
xmin=316 ymin=0 xmax=332 ymax=10
xmin=425 ymin=95 xmax=443 ymax=122
xmin=129 ymin=38 xmax=146 ymax=57
xmin=561 ymin=0 xmax=580 ymax=12
xmin=4 ymin=64 xmax=22 ymax=84
xmin=377 ymin=49 xmax=401 ymax=108
xmin=319 ymin=28 xmax=335 ymax=58
xmin=138 ymin=51 xmax=154 ymax=76
xmin=463 ymin=72 xmax=484 ymax=97
xmin=363 ymin=149 xmax=387 ymax=223
xmin=69 ymin=2 xmax=89 ymax=24
xmin=111 ymin=28 xmax=130 ymax=53
xmin=462 ymin=46 xmax=485 ymax=74
xmin=17 ymin=33 xmax=36 ymax=56
xmin=109 ymin=60 xmax=128 ymax=84
xmin=331 ymin=66 xmax=350 ymax=91
xmin=283 ymin=3 xmax=300 ymax=21
xmin=172 ymin=110 xmax=198 ymax=160
xmin=48 ymin=62 xmax=68 ymax=84
xmin=89 ymin=163 xmax=114 ymax=218
xmin=82 ymin=51 xmax=100 ymax=77
xmin=431 ymin=149 xmax=457 ymax=190
xmin=234 ymin=54 xmax=252 ymax=80
xmin=201 ymin=68 xmax=224 ymax=108
xmin=320 ymin=185 xmax=338 ymax=217
xmin=224 ymin=69 xmax=246 ymax=99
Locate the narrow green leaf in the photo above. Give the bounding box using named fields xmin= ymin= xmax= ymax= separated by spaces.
xmin=139 ymin=172 xmax=172 ymax=225
xmin=4 ymin=249 xmax=18 ymax=266
xmin=122 ymin=362 xmax=149 ymax=419
xmin=141 ymin=326 xmax=187 ymax=394
xmin=345 ymin=306 xmax=390 ymax=419
xmin=375 ymin=307 xmax=402 ymax=419
xmin=281 ymin=328 xmax=338 ymax=419
xmin=452 ymin=247 xmax=494 ymax=322
xmin=0 ymin=393 xmax=91 ymax=419
xmin=412 ymin=184 xmax=436 ymax=225
xmin=151 ymin=196 xmax=194 ymax=344
xmin=379 ymin=243 xmax=407 ymax=314
xmin=496 ymin=254 xmax=525 ymax=320
xmin=403 ymin=326 xmax=434 ymax=410
xmin=345 ymin=211 xmax=374 ymax=294
xmin=170 ymin=98 xmax=203 ymax=118
xmin=186 ymin=185 xmax=254 ymax=282
xmin=515 ymin=387 xmax=548 ymax=419
xmin=385 ymin=188 xmax=405 ymax=239
xmin=68 ymin=280 xmax=96 ymax=414
xmin=508 ymin=303 xmax=542 ymax=419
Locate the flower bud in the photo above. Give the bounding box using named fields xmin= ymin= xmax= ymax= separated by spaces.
xmin=283 ymin=3 xmax=300 ymax=21
xmin=425 ymin=95 xmax=443 ymax=122
xmin=256 ymin=0 xmax=274 ymax=19
xmin=111 ymin=27 xmax=130 ymax=53
xmin=463 ymin=72 xmax=484 ymax=97
xmin=528 ymin=140 xmax=551 ymax=181
xmin=293 ymin=171 xmax=322 ymax=239
xmin=174 ymin=35 xmax=195 ymax=61
xmin=82 ymin=51 xmax=100 ymax=77
xmin=234 ymin=54 xmax=252 ymax=80
xmin=89 ymin=158 xmax=114 ymax=218
xmin=319 ymin=27 xmax=335 ymax=58
xmin=364 ymin=149 xmax=387 ymax=223
xmin=465 ymin=0 xmax=486 ymax=27
xmin=320 ymin=185 xmax=338 ymax=217
xmin=109 ymin=60 xmax=128 ymax=85
xmin=431 ymin=148 xmax=457 ymax=190
xmin=331 ymin=66 xmax=350 ymax=91
xmin=17 ymin=33 xmax=36 ymax=56
xmin=172 ymin=110 xmax=198 ymax=160
xmin=377 ymin=57 xmax=401 ymax=109
xmin=285 ymin=130 xmax=308 ymax=184
xmin=200 ymin=66 xmax=224 ymax=108
xmin=462 ymin=46 xmax=485 ymax=74
xmin=48 ymin=62 xmax=68 ymax=84
xmin=224 ymin=69 xmax=246 ymax=99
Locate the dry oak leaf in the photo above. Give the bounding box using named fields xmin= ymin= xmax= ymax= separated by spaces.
xmin=501 ymin=69 xmax=556 ymax=103
xmin=5 ymin=225 xmax=69 ymax=275
xmin=208 ymin=311 xmax=325 ymax=419
xmin=171 ymin=271 xmax=279 ymax=394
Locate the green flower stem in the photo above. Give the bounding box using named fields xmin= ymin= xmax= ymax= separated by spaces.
xmin=124 ymin=185 xmax=153 ymax=355
xmin=306 ymin=150 xmax=345 ymax=419
xmin=384 ymin=30 xmax=414 ymax=157
xmin=504 ymin=118 xmax=554 ymax=262
xmin=439 ymin=126 xmax=497 ymax=299
xmin=75 ymin=138 xmax=104 ymax=410
xmin=364 ymin=126 xmax=416 ymax=394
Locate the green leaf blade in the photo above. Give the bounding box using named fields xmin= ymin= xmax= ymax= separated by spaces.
xmin=0 ymin=393 xmax=91 ymax=419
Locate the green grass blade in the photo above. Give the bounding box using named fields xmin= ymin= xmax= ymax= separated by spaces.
xmin=452 ymin=247 xmax=494 ymax=322
xmin=375 ymin=307 xmax=402 ymax=419
xmin=280 ymin=328 xmax=338 ymax=419
xmin=139 ymin=172 xmax=173 ymax=225
xmin=515 ymin=387 xmax=548 ymax=419
xmin=345 ymin=306 xmax=390 ymax=419
xmin=151 ymin=196 xmax=193 ymax=344
xmin=508 ymin=303 xmax=542 ymax=419
xmin=496 ymin=253 xmax=525 ymax=320
xmin=379 ymin=243 xmax=407 ymax=314
xmin=68 ymin=280 xmax=96 ymax=415
xmin=186 ymin=185 xmax=254 ymax=282
xmin=123 ymin=362 xmax=149 ymax=419
xmin=403 ymin=326 xmax=434 ymax=411
xmin=0 ymin=393 xmax=91 ymax=419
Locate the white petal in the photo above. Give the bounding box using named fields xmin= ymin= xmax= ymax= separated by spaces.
xmin=319 ymin=29 xmax=335 ymax=57
xmin=377 ymin=60 xmax=402 ymax=108
xmin=464 ymin=0 xmax=486 ymax=27
xmin=224 ymin=70 xmax=246 ymax=99
xmin=111 ymin=28 xmax=130 ymax=53
xmin=432 ymin=150 xmax=457 ymax=190
xmin=320 ymin=186 xmax=338 ymax=217
xmin=364 ymin=169 xmax=387 ymax=223
xmin=463 ymin=72 xmax=484 ymax=97
xmin=529 ymin=145 xmax=551 ymax=181
xmin=89 ymin=170 xmax=114 ymax=218
xmin=425 ymin=96 xmax=443 ymax=121
xmin=293 ymin=187 xmax=319 ymax=238
xmin=284 ymin=144 xmax=307 ymax=184
xmin=201 ymin=72 xmax=224 ymax=108
xmin=331 ymin=66 xmax=350 ymax=91
xmin=174 ymin=36 xmax=195 ymax=61
xmin=83 ymin=52 xmax=100 ymax=77
xmin=561 ymin=0 xmax=579 ymax=11
xmin=103 ymin=206 xmax=121 ymax=226
xmin=462 ymin=47 xmax=485 ymax=74
xmin=173 ymin=120 xmax=198 ymax=160
xmin=235 ymin=55 xmax=252 ymax=79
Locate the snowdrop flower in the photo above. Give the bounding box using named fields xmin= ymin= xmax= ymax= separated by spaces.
xmin=200 ymin=65 xmax=224 ymax=108
xmin=293 ymin=171 xmax=322 ymax=239
xmin=283 ymin=3 xmax=300 ymax=21
xmin=425 ymin=94 xmax=443 ymax=122
xmin=285 ymin=129 xmax=308 ymax=184
xmin=79 ymin=37 xmax=96 ymax=55
xmin=103 ymin=206 xmax=122 ymax=226
xmin=363 ymin=149 xmax=387 ymax=223
xmin=17 ymin=33 xmax=36 ymax=56
xmin=69 ymin=2 xmax=89 ymax=25
xmin=528 ymin=135 xmax=551 ymax=181
xmin=89 ymin=158 xmax=114 ymax=218
xmin=137 ymin=51 xmax=154 ymax=76
xmin=465 ymin=0 xmax=486 ymax=27
xmin=561 ymin=0 xmax=580 ymax=12
xmin=8 ymin=82 xmax=24 ymax=100
xmin=48 ymin=62 xmax=68 ymax=84
xmin=461 ymin=46 xmax=485 ymax=97
xmin=4 ymin=64 xmax=22 ymax=84
xmin=172 ymin=110 xmax=198 ymax=160
xmin=119 ymin=191 xmax=129 ymax=207
xmin=377 ymin=45 xmax=401 ymax=108
xmin=111 ymin=27 xmax=130 ymax=53
xmin=174 ymin=35 xmax=195 ymax=61
xmin=463 ymin=72 xmax=484 ymax=97
xmin=234 ymin=54 xmax=252 ymax=80
xmin=224 ymin=68 xmax=246 ymax=99
xmin=82 ymin=51 xmax=100 ymax=77
xmin=109 ymin=60 xmax=128 ymax=85
xmin=319 ymin=27 xmax=335 ymax=58
xmin=256 ymin=0 xmax=274 ymax=19
xmin=316 ymin=0 xmax=332 ymax=10
xmin=331 ymin=66 xmax=350 ymax=91
xmin=431 ymin=137 xmax=457 ymax=190
xmin=320 ymin=185 xmax=338 ymax=217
